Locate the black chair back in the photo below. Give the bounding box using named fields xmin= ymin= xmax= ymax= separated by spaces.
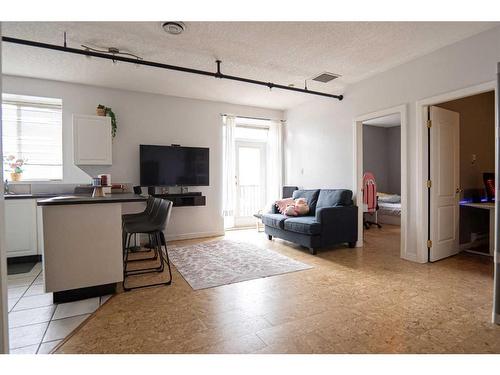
xmin=149 ymin=199 xmax=173 ymax=231
xmin=144 ymin=196 xmax=156 ymax=215
xmin=147 ymin=197 xmax=163 ymax=219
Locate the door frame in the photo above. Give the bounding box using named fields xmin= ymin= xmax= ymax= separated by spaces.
xmin=353 ymin=104 xmax=409 ymax=261
xmin=415 ymin=81 xmax=498 ymax=264
xmin=234 ymin=140 xmax=267 ymax=227
xmin=0 ymin=23 xmax=9 ymax=353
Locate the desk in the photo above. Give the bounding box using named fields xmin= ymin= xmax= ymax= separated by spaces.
xmin=460 ymin=202 xmax=494 ymax=256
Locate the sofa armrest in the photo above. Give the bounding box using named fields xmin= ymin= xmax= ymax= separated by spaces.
xmin=315 ymin=205 xmax=358 ymax=225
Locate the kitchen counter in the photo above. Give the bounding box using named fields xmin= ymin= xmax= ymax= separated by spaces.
xmin=5 ymin=193 xmax=60 ymax=200
xmin=38 ymin=194 xmax=147 ymax=302
xmin=37 ymin=193 xmax=147 ymax=206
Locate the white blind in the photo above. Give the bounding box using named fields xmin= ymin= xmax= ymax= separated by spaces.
xmin=234 ymin=117 xmax=270 ymax=141
xmin=2 ymin=94 xmax=63 ymax=181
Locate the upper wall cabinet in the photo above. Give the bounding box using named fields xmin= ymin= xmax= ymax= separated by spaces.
xmin=73 ymin=114 xmax=112 ymax=165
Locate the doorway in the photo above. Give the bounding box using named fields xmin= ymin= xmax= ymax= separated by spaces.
xmin=426 ymin=91 xmax=495 ymax=261
xmin=234 ymin=141 xmax=267 ymax=227
xmin=353 ymin=105 xmax=409 ymax=260
xmin=222 ymin=115 xmax=281 ymax=230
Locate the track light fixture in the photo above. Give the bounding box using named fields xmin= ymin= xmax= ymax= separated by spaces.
xmin=2 ymin=35 xmax=343 ymax=101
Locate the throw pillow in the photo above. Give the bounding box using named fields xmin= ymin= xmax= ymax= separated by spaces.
xmin=284 ymin=198 xmax=310 ymax=216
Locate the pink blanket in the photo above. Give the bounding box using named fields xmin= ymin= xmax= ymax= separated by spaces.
xmin=275 ymin=198 xmax=295 ymax=214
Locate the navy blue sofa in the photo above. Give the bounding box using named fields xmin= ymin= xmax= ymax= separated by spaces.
xmin=262 ymin=189 xmax=358 ymax=255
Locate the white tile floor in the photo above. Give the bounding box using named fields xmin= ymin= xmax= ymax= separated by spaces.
xmin=7 ymin=262 xmax=112 ymax=354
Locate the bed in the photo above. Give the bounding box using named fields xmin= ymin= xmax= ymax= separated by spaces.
xmin=377 ymin=193 xmax=401 ymax=225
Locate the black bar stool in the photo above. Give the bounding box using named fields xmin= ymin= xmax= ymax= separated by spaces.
xmin=122 ymin=196 xmax=159 ymax=257
xmin=122 ymin=198 xmax=173 ymax=291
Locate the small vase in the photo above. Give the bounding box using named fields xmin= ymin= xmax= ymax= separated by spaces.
xmin=10 ymin=172 xmax=21 ymax=182
xmin=96 ymin=108 xmax=106 ymax=116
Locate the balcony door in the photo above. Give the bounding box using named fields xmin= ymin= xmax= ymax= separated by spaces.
xmin=234 ymin=141 xmax=267 ymax=227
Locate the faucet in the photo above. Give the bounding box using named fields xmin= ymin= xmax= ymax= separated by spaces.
xmin=4 ymin=179 xmax=9 ymax=194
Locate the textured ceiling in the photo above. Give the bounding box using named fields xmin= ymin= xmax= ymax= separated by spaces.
xmin=363 ymin=113 xmax=401 ymax=127
xmin=2 ymin=22 xmax=498 ymax=110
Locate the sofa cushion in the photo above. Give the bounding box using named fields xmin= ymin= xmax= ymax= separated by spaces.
xmin=284 ymin=216 xmax=321 ymax=235
xmin=316 ymin=189 xmax=353 ymax=209
xmin=261 ymin=213 xmax=287 ymax=229
xmin=292 ymin=189 xmax=320 ymax=215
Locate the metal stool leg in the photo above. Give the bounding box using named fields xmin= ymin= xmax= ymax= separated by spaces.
xmin=123 ymin=230 xmax=172 ymax=291
xmin=126 ymin=233 xmax=158 ymax=263
xmin=159 ymin=231 xmax=172 ymax=284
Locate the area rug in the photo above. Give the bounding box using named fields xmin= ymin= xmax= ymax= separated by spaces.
xmin=168 ymin=239 xmax=312 ymax=290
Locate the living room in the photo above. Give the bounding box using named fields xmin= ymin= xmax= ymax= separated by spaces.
xmin=1 ymin=1 xmax=500 ymax=373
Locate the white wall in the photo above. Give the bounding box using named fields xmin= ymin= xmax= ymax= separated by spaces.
xmin=2 ymin=76 xmax=283 ymax=239
xmin=285 ymin=25 xmax=500 ymax=262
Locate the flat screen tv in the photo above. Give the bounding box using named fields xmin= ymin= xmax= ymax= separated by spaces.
xmin=140 ymin=145 xmax=209 ymax=186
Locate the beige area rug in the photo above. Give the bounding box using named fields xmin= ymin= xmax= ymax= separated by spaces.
xmin=168 ymin=239 xmax=312 ymax=290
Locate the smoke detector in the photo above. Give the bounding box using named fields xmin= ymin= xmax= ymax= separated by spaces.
xmin=311 ymin=72 xmax=341 ymax=83
xmin=162 ymin=22 xmax=186 ymax=35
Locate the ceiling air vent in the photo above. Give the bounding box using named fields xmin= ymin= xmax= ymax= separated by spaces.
xmin=311 ymin=72 xmax=341 ymax=83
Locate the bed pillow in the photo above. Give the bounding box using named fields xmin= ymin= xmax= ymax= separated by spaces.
xmin=378 ymin=193 xmax=401 ymax=203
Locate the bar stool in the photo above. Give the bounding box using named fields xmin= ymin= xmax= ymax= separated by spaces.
xmin=122 ymin=196 xmax=163 ymax=264
xmin=122 ymin=196 xmax=159 ymax=258
xmin=122 ymin=198 xmax=173 ymax=291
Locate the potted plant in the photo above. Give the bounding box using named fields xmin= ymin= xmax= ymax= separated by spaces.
xmin=96 ymin=104 xmax=117 ymax=138
xmin=4 ymin=155 xmax=27 ymax=181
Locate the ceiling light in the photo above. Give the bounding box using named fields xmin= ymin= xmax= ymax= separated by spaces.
xmin=162 ymin=22 xmax=186 ymax=35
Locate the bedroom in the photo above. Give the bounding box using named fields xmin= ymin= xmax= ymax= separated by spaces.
xmin=362 ymin=113 xmax=402 ymax=235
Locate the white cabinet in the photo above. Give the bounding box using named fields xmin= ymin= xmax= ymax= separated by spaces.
xmin=5 ymin=199 xmax=38 ymax=258
xmin=73 ymin=114 xmax=112 ymax=165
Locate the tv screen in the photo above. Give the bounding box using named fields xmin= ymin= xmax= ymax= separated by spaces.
xmin=140 ymin=145 xmax=209 ymax=186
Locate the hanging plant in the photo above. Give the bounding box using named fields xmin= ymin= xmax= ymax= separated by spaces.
xmin=97 ymin=104 xmax=117 ymax=138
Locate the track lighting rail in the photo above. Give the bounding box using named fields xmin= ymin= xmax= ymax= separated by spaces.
xmin=2 ymin=36 xmax=343 ymax=101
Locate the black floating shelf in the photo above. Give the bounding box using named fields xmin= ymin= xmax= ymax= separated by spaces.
xmin=153 ymin=193 xmax=206 ymax=207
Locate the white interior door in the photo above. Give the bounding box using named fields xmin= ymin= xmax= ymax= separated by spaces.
xmin=429 ymin=106 xmax=460 ymax=261
xmin=234 ymin=141 xmax=266 ymax=227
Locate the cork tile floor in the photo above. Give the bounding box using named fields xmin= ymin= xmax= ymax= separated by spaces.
xmin=53 ymin=225 xmax=499 ymax=354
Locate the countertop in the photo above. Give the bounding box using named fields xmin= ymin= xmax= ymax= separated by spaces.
xmin=5 ymin=193 xmax=60 ymax=200
xmin=37 ymin=193 xmax=147 ymax=206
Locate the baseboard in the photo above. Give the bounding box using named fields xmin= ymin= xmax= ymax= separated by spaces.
xmin=493 ymin=313 xmax=500 ymax=325
xmin=53 ymin=283 xmax=117 ymax=304
xmin=166 ymin=230 xmax=225 ymax=242
xmin=401 ymin=251 xmax=427 ymax=264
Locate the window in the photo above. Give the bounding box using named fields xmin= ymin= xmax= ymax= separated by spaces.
xmin=2 ymin=94 xmax=63 ymax=181
xmin=234 ymin=117 xmax=269 ymax=141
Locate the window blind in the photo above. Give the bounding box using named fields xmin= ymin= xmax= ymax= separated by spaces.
xmin=2 ymin=94 xmax=63 ymax=181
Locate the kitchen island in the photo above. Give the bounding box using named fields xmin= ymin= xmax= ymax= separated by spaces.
xmin=38 ymin=193 xmax=147 ymax=302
